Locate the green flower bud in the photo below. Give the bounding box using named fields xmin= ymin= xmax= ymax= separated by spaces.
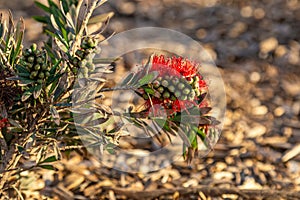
xmin=34 ymin=64 xmax=41 ymax=71
xmin=38 ymin=72 xmax=45 ymax=79
xmin=161 ymin=80 xmax=169 ymax=87
xmin=45 ymin=72 xmax=50 ymax=77
xmin=163 ymin=91 xmax=170 ymax=99
xmin=87 ymin=38 xmax=96 ymax=48
xmin=37 ymin=79 xmax=43 ymax=84
xmin=157 ymin=86 xmax=164 ymax=94
xmin=31 ymin=43 xmax=37 ymax=52
xmin=168 ymin=85 xmax=175 ymax=93
xmin=27 ymin=56 xmax=35 ymax=63
xmin=75 ymin=49 xmax=85 ymax=58
xmin=35 ymin=49 xmax=41 ymax=55
xmin=177 ymin=83 xmax=185 ymax=90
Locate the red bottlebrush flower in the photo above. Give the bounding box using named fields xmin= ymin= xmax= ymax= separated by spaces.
xmin=0 ymin=118 xmax=9 ymax=128
xmin=144 ymin=55 xmax=208 ymax=115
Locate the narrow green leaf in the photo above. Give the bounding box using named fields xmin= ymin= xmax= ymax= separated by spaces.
xmin=21 ymin=90 xmax=32 ymax=101
xmin=137 ymin=71 xmax=158 ymax=87
xmin=33 ymin=84 xmax=42 ymax=99
xmin=16 ymin=65 xmax=30 ymax=73
xmin=34 ymin=1 xmax=51 ymax=13
xmin=41 ymin=155 xmax=57 ymax=163
xmin=32 ymin=16 xmax=48 ymax=24
xmin=88 ymin=12 xmax=114 ymax=24
xmin=120 ymin=72 xmax=134 ymax=86
xmin=39 ymin=164 xmax=55 ymax=170
xmin=7 ymin=118 xmax=23 ymax=129
xmin=50 ymin=106 xmax=60 ymax=125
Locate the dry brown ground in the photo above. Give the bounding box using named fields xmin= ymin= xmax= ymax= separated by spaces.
xmin=1 ymin=0 xmax=300 ymax=199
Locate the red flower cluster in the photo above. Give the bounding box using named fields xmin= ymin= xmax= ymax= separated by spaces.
xmin=0 ymin=118 xmax=9 ymax=129
xmin=145 ymin=55 xmax=208 ymax=115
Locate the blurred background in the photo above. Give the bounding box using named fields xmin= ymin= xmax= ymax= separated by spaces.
xmin=1 ymin=0 xmax=300 ymax=199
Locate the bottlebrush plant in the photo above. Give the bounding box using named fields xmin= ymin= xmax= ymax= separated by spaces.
xmin=118 ymin=54 xmax=220 ymax=163
xmin=0 ymin=0 xmax=220 ymax=197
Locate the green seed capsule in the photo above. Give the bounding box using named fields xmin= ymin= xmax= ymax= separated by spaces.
xmin=36 ymin=57 xmax=44 ymax=64
xmin=157 ymin=86 xmax=164 ymax=94
xmin=188 ymin=92 xmax=195 ymax=100
xmin=34 ymin=64 xmax=41 ymax=71
xmin=174 ymin=91 xmax=181 ymax=98
xmin=183 ymin=88 xmax=190 ymax=95
xmin=177 ymin=83 xmax=185 ymax=90
xmin=152 ymin=80 xmax=160 ymax=88
xmin=38 ymin=72 xmax=45 ymax=79
xmin=181 ymin=95 xmax=187 ymax=100
xmin=41 ymin=64 xmax=47 ymax=70
xmin=170 ymin=95 xmax=177 ymax=101
xmin=168 ymin=85 xmax=175 ymax=93
xmin=45 ymin=72 xmax=50 ymax=77
xmin=157 ymin=77 xmax=162 ymax=82
xmin=26 ymin=62 xmax=33 ymax=69
xmin=30 ymin=71 xmax=38 ymax=78
xmin=37 ymin=79 xmax=43 ymax=84
xmin=172 ymin=77 xmax=179 ymax=85
xmin=27 ymin=56 xmax=35 ymax=63
xmin=163 ymin=91 xmax=170 ymax=99
xmin=161 ymin=80 xmax=169 ymax=87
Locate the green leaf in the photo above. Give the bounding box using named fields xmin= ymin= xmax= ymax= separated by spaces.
xmin=33 ymin=84 xmax=42 ymax=99
xmin=41 ymin=155 xmax=57 ymax=163
xmin=18 ymin=73 xmax=30 ymax=78
xmin=16 ymin=64 xmax=29 ymax=73
xmin=19 ymin=78 xmax=35 ymax=86
xmin=105 ymin=143 xmax=116 ymax=154
xmin=32 ymin=16 xmax=48 ymax=24
xmin=39 ymin=164 xmax=55 ymax=170
xmin=34 ymin=1 xmax=51 ymax=13
xmin=137 ymin=71 xmax=158 ymax=87
xmin=195 ymin=127 xmax=206 ymax=141
xmin=50 ymin=106 xmax=60 ymax=125
xmin=21 ymin=90 xmax=32 ymax=101
xmin=120 ymin=72 xmax=134 ymax=86
xmin=88 ymin=12 xmax=114 ymax=24
xmin=7 ymin=118 xmax=23 ymax=129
